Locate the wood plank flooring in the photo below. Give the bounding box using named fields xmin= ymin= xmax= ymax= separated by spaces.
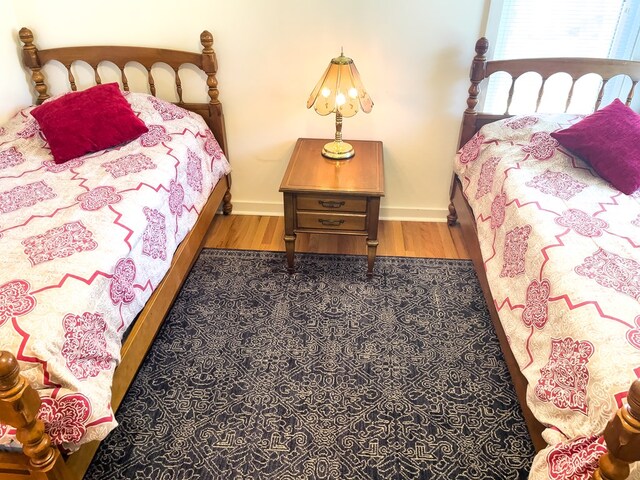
xmin=204 ymin=215 xmax=469 ymax=259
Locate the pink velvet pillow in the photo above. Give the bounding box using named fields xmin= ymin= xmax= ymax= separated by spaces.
xmin=31 ymin=83 xmax=148 ymax=164
xmin=550 ymin=99 xmax=640 ymax=195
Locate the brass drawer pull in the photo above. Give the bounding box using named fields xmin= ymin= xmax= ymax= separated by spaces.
xmin=318 ymin=200 xmax=345 ymax=209
xmin=318 ymin=219 xmax=345 ymax=227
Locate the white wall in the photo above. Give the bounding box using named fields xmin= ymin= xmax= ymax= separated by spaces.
xmin=5 ymin=0 xmax=487 ymax=221
xmin=0 ymin=2 xmax=32 ymax=124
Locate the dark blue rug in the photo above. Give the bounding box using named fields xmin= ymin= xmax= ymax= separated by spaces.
xmin=85 ymin=249 xmax=534 ymax=479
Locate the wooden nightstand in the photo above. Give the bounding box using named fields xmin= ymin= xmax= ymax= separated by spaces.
xmin=279 ymin=138 xmax=385 ymax=276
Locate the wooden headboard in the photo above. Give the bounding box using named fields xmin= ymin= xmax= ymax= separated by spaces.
xmin=18 ymin=27 xmax=229 ymax=158
xmin=459 ymin=37 xmax=640 ymax=148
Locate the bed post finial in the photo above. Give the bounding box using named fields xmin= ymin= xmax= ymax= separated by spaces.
xmin=593 ymin=379 xmax=640 ymax=480
xmin=19 ymin=27 xmax=50 ymax=105
xmin=475 ymin=37 xmax=489 ymax=57
xmin=0 ymin=351 xmax=68 ymax=478
xmin=18 ymin=27 xmax=34 ymax=46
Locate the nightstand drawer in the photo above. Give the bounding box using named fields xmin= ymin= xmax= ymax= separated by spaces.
xmin=297 ymin=195 xmax=367 ymax=213
xmin=297 ymin=212 xmax=366 ymax=231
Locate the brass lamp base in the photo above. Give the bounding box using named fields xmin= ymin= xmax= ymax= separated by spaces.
xmin=322 ymin=140 xmax=355 ymax=160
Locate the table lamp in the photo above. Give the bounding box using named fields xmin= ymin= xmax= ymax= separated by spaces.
xmin=306 ymin=50 xmax=373 ymax=159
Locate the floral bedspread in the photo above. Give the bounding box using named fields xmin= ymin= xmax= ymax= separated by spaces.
xmin=454 ymin=114 xmax=640 ymax=480
xmin=0 ymin=92 xmax=230 ymax=451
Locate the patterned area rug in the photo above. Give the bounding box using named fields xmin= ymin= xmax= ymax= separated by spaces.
xmin=85 ymin=249 xmax=534 ymax=479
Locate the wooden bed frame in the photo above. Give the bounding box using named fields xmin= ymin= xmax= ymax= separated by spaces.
xmin=448 ymin=37 xmax=640 ymax=480
xmin=0 ymin=28 xmax=232 ymax=480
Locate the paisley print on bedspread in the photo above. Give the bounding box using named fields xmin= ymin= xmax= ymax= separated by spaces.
xmin=0 ymin=92 xmax=230 ymax=451
xmin=454 ymin=113 xmax=640 ymax=480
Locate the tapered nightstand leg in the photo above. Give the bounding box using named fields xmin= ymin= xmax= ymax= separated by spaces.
xmin=365 ymin=197 xmax=381 ymax=277
xmin=285 ymin=234 xmax=296 ymax=273
xmin=366 ymin=239 xmax=379 ymax=277
xmin=283 ymin=192 xmax=296 ymax=273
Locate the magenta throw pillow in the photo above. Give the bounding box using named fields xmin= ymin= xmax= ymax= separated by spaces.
xmin=31 ymin=83 xmax=148 ymax=164
xmin=550 ymin=99 xmax=640 ymax=195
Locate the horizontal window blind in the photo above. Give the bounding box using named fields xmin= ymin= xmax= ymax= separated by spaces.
xmin=494 ymin=0 xmax=625 ymax=60
xmin=483 ymin=0 xmax=640 ymax=114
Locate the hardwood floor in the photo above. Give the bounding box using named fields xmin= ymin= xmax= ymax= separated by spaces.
xmin=204 ymin=215 xmax=469 ymax=259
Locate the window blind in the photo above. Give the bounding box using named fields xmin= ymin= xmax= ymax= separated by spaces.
xmin=483 ymin=0 xmax=640 ymax=113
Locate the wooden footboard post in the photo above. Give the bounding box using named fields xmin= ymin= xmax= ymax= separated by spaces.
xmin=593 ymin=380 xmax=640 ymax=480
xmin=0 ymin=351 xmax=69 ymax=480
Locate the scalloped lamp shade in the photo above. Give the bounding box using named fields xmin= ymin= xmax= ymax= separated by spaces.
xmin=307 ymin=51 xmax=373 ymax=159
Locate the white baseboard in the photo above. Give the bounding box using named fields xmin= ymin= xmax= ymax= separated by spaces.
xmin=228 ymin=201 xmax=449 ymax=223
xmin=379 ymin=206 xmax=449 ymax=222
xmin=227 ymin=201 xmax=283 ymax=216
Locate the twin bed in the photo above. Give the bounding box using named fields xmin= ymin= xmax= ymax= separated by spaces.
xmin=450 ymin=38 xmax=640 ymax=480
xmin=0 ymin=28 xmax=231 ymax=479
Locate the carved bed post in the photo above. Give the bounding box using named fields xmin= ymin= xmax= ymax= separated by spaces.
xmin=199 ymin=30 xmax=219 ymax=112
xmin=593 ymin=380 xmax=640 ymax=480
xmin=448 ymin=37 xmax=489 ymax=226
xmin=460 ymin=37 xmax=488 ymax=147
xmin=19 ymin=27 xmax=51 ymax=105
xmin=0 ymin=351 xmax=68 ymax=479
xmin=200 ymin=30 xmax=232 ymax=215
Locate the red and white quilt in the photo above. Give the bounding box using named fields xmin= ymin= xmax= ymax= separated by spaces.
xmin=0 ymin=92 xmax=230 ymax=451
xmin=455 ymin=114 xmax=640 ymax=480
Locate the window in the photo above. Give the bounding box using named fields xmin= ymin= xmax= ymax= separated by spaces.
xmin=482 ymin=0 xmax=640 ymax=114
